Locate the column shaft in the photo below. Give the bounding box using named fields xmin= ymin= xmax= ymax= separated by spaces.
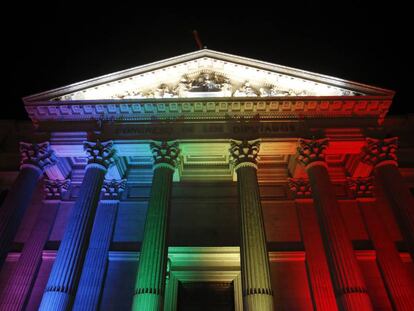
xmin=375 ymin=164 xmax=414 ymax=260
xmin=359 ymin=200 xmax=414 ymax=311
xmin=237 ymin=166 xmax=274 ymax=311
xmin=0 ymin=166 xmax=42 ymax=266
xmin=132 ymin=167 xmax=174 ymax=311
xmin=296 ymin=200 xmax=339 ymax=311
xmin=307 ymin=164 xmax=372 ymax=311
xmin=39 ymin=165 xmax=106 ymax=311
xmin=0 ymin=199 xmax=59 ymax=311
xmin=72 ymin=200 xmax=118 ymax=311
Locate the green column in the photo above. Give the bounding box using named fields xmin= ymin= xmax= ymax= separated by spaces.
xmin=132 ymin=141 xmax=180 ymax=311
xmin=230 ymin=139 xmax=274 ymax=311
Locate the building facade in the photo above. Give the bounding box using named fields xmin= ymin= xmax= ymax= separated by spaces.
xmin=0 ymin=49 xmax=413 ymax=310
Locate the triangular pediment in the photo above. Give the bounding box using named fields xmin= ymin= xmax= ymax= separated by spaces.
xmin=24 ymin=49 xmax=393 ymax=103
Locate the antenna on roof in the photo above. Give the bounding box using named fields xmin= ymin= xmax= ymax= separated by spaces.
xmin=192 ymin=30 xmax=205 ymax=50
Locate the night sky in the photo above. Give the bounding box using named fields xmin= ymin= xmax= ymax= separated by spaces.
xmin=4 ymin=2 xmax=411 ymax=120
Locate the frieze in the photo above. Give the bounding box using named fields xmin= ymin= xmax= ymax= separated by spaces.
xmin=25 ymin=98 xmax=391 ymax=124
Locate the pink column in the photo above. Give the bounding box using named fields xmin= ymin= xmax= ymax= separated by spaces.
xmin=297 ymin=138 xmax=373 ymax=311
xmin=361 ymin=137 xmax=414 ymax=261
xmin=288 ymin=178 xmax=339 ymax=311
xmin=0 ymin=142 xmax=57 ymax=267
xmin=349 ymin=177 xmax=414 ymax=311
xmin=0 ymin=179 xmax=70 ymax=311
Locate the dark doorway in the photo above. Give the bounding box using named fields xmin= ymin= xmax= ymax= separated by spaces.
xmin=177 ymin=281 xmax=235 ymax=311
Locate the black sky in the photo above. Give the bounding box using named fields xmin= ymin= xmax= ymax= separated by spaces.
xmin=4 ymin=2 xmax=411 ymax=119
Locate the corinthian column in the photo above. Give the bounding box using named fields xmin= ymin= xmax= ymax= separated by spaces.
xmin=349 ymin=177 xmax=414 ymax=311
xmin=132 ymin=141 xmax=180 ymax=311
xmin=361 ymin=137 xmax=414 ymax=261
xmin=0 ymin=142 xmax=57 ymax=267
xmin=229 ymin=139 xmax=274 ymax=311
xmin=0 ymin=179 xmax=69 ymax=311
xmin=73 ymin=179 xmax=126 ymax=311
xmin=297 ymin=138 xmax=372 ymax=311
xmin=39 ymin=140 xmax=116 ymax=311
xmin=288 ymin=178 xmax=338 ymax=311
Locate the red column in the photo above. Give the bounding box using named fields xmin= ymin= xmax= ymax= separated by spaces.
xmin=349 ymin=177 xmax=414 ymax=311
xmin=361 ymin=137 xmax=414 ymax=261
xmin=297 ymin=138 xmax=373 ymax=311
xmin=288 ymin=178 xmax=339 ymax=311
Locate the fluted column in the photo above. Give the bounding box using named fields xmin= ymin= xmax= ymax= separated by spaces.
xmin=39 ymin=140 xmax=116 ymax=311
xmin=288 ymin=178 xmax=339 ymax=311
xmin=0 ymin=142 xmax=56 ymax=267
xmin=0 ymin=179 xmax=69 ymax=311
xmin=229 ymin=139 xmax=274 ymax=311
xmin=361 ymin=137 xmax=414 ymax=260
xmin=349 ymin=177 xmax=414 ymax=311
xmin=132 ymin=141 xmax=180 ymax=311
xmin=73 ymin=179 xmax=126 ymax=311
xmin=297 ymin=138 xmax=373 ymax=311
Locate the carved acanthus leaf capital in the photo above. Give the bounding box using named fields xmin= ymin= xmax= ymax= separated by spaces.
xmin=288 ymin=178 xmax=312 ymax=199
xmin=19 ymin=141 xmax=57 ymax=171
xmin=84 ymin=140 xmax=117 ymax=169
xmin=150 ymin=141 xmax=180 ymax=170
xmin=102 ymin=179 xmax=127 ymax=200
xmin=44 ymin=179 xmax=70 ymax=200
xmin=347 ymin=177 xmax=374 ymax=198
xmin=296 ymin=138 xmax=329 ymax=167
xmin=361 ymin=137 xmax=398 ymax=167
xmin=229 ymin=139 xmax=261 ymax=169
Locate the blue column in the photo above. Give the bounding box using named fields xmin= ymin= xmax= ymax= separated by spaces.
xmin=72 ymin=179 xmax=126 ymax=311
xmin=39 ymin=140 xmax=116 ymax=311
xmin=0 ymin=142 xmax=56 ymax=268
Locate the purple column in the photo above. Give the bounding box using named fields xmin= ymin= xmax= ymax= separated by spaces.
xmin=0 ymin=142 xmax=56 ymax=268
xmin=361 ymin=137 xmax=414 ymax=261
xmin=297 ymin=138 xmax=373 ymax=311
xmin=0 ymin=179 xmax=69 ymax=311
xmin=39 ymin=140 xmax=116 ymax=311
xmin=73 ymin=179 xmax=126 ymax=311
xmin=229 ymin=139 xmax=274 ymax=311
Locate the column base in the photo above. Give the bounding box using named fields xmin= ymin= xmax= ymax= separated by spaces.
xmin=243 ymin=293 xmax=274 ymax=311
xmin=132 ymin=293 xmax=163 ymax=311
xmin=338 ymin=292 xmax=373 ymax=311
xmin=39 ymin=291 xmax=71 ymax=311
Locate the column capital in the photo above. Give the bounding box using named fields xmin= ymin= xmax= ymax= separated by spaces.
xmin=19 ymin=141 xmax=57 ymax=172
xmin=288 ymin=178 xmax=312 ymax=199
xmin=84 ymin=140 xmax=117 ymax=169
xmin=229 ymin=139 xmax=260 ymax=170
xmin=101 ymin=179 xmax=126 ymax=200
xmin=347 ymin=177 xmax=374 ymax=199
xmin=296 ymin=138 xmax=329 ymax=168
xmin=150 ymin=140 xmax=180 ymax=170
xmin=361 ymin=137 xmax=398 ymax=168
xmin=43 ymin=179 xmax=71 ymax=200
